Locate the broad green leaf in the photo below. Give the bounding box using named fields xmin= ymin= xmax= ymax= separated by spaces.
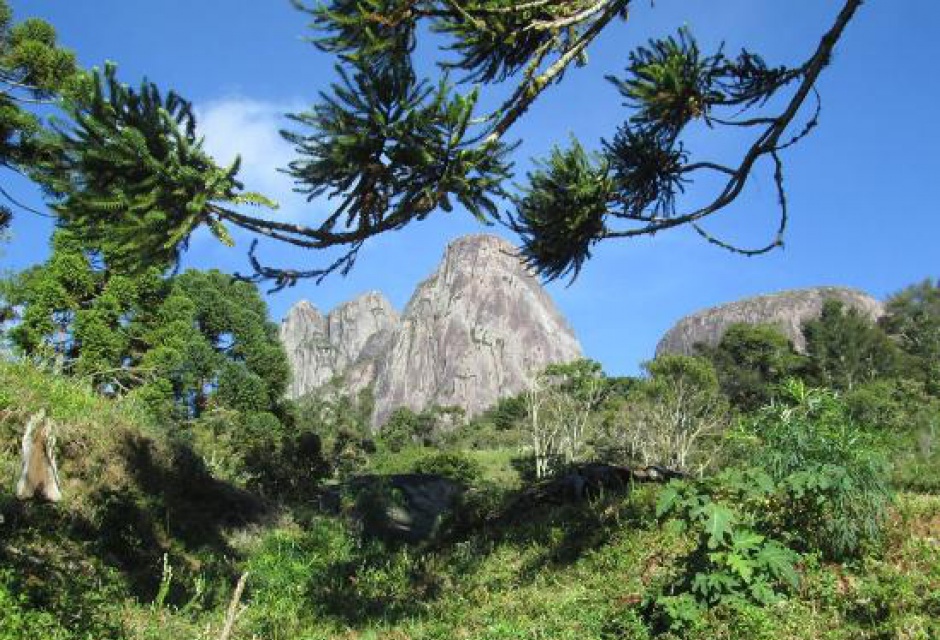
xmin=730 ymin=529 xmax=765 ymax=551
xmin=726 ymin=553 xmax=753 ymax=582
xmin=656 ymin=485 xmax=680 ymax=518
xmin=704 ymin=503 xmax=735 ymax=549
xmin=756 ymin=541 xmax=800 ymax=589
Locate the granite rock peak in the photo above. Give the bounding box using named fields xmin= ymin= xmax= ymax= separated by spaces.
xmin=655 ymin=286 xmax=884 ymax=357
xmin=280 ymin=235 xmax=583 ymax=427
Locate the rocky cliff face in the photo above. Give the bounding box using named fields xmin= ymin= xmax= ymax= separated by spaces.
xmin=279 ymin=292 xmax=399 ymax=399
xmin=656 ymin=286 xmax=884 ymax=357
xmin=281 ymin=235 xmax=583 ymax=427
xmin=371 ymin=235 xmax=583 ymax=427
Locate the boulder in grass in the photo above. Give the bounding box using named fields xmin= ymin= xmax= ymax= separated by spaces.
xmin=351 ymin=473 xmax=464 ymax=543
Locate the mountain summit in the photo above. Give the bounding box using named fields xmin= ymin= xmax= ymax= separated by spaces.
xmin=280 ymin=235 xmax=583 ymax=427
xmin=655 ymin=286 xmax=884 ymax=356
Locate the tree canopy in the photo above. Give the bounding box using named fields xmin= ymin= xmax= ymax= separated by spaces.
xmin=697 ymin=323 xmax=805 ymax=411
xmin=0 ymin=0 xmax=76 ymax=230
xmin=882 ymin=279 xmax=940 ymax=396
xmin=803 ymin=300 xmax=899 ymax=392
xmin=7 ymin=230 xmax=290 ymax=426
xmin=1 ymin=0 xmax=865 ymax=290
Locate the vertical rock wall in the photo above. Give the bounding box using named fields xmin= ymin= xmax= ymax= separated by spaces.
xmin=279 ymin=292 xmax=399 ymax=400
xmin=371 ymin=235 xmax=583 ymax=427
xmin=280 ymin=235 xmax=583 ymax=428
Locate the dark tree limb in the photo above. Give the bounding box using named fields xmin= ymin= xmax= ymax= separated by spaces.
xmin=225 ymin=0 xmax=860 ymax=287
xmin=484 ymin=0 xmax=629 ymax=144
xmin=602 ymin=0 xmax=860 ymax=244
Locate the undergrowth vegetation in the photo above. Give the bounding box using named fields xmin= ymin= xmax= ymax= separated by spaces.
xmin=0 ymin=355 xmax=938 ymax=639
xmin=0 ymin=253 xmax=938 ymax=639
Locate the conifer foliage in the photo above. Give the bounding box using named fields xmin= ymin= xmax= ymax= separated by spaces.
xmin=39 ymin=63 xmax=277 ymax=274
xmin=242 ymin=0 xmax=864 ymax=285
xmin=274 ymin=58 xmax=514 ymax=283
xmin=1 ymin=1 xmax=867 ymax=287
xmin=0 ymin=0 xmax=76 ymax=229
xmin=6 ymin=231 xmax=289 ymax=426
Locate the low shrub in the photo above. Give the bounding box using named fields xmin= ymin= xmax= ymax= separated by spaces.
xmin=0 ymin=571 xmax=70 ymax=640
xmin=745 ymin=380 xmax=892 ymax=560
xmin=648 ymin=479 xmax=800 ymax=633
xmin=412 ymin=451 xmax=483 ymax=486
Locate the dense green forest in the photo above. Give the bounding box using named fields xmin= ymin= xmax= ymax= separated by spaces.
xmin=1 ymin=1 xmax=938 ymax=639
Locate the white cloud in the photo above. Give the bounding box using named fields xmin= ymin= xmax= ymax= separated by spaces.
xmin=196 ymin=97 xmax=311 ymax=220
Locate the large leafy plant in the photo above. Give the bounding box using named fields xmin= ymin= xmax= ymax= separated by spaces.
xmin=650 ymin=476 xmax=800 ymax=632
xmin=646 ymin=381 xmax=894 ymax=631
xmin=743 ymin=380 xmax=892 ymax=560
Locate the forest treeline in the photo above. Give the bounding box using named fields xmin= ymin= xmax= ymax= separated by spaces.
xmin=5 ymin=217 xmax=939 ymax=494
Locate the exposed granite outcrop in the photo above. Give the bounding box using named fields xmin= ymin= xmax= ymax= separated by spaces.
xmin=655 ymin=286 xmax=884 ymax=356
xmin=279 ymin=292 xmax=399 ymax=399
xmin=371 ymin=235 xmax=583 ymax=427
xmin=280 ymin=235 xmax=583 ymax=428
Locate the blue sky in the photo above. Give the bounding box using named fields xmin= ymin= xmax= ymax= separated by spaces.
xmin=3 ymin=1 xmax=938 ymax=375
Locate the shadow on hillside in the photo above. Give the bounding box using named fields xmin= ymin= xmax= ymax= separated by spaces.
xmin=97 ymin=433 xmax=266 ymax=599
xmin=0 ymin=433 xmax=267 ymax=606
xmin=481 ymin=460 xmax=660 ymax=576
xmin=293 ymin=472 xmax=654 ymax=627
xmin=509 ymin=491 xmax=656 ymax=578
xmin=301 ymin=542 xmax=446 ymax=625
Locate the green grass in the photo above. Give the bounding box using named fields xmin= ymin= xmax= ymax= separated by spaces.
xmin=368 ymin=446 xmax=522 ymax=489
xmin=0 ymin=360 xmax=262 ymax=639
xmin=237 ymin=492 xmax=666 ymax=640
xmin=231 ymin=490 xmax=939 ymax=640
xmin=1 ymin=360 xmax=938 ymax=639
xmin=465 ymin=448 xmax=523 ymax=488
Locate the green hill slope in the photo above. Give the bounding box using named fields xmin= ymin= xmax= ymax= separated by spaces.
xmin=1 ymin=360 xmax=938 ymax=640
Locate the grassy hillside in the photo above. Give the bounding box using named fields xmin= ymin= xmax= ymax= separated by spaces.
xmin=0 ymin=360 xmax=938 ymax=640
xmin=0 ymin=360 xmax=265 ymax=639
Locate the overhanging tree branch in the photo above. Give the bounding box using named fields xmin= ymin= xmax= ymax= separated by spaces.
xmin=604 ymin=1 xmax=858 ymax=239
xmin=485 ymin=0 xmax=628 ymax=144
xmin=32 ymin=0 xmax=863 ymax=289
xmin=236 ymin=0 xmax=628 ymax=284
xmin=510 ymin=0 xmax=862 ymax=280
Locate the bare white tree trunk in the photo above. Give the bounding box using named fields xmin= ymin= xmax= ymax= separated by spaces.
xmin=16 ymin=410 xmax=62 ymax=502
xmin=616 ymin=374 xmax=726 ymax=476
xmin=523 ymin=363 xmax=606 ymax=478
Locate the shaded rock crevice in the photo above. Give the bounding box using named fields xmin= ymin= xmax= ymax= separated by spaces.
xmin=279 ymin=291 xmax=400 ymax=400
